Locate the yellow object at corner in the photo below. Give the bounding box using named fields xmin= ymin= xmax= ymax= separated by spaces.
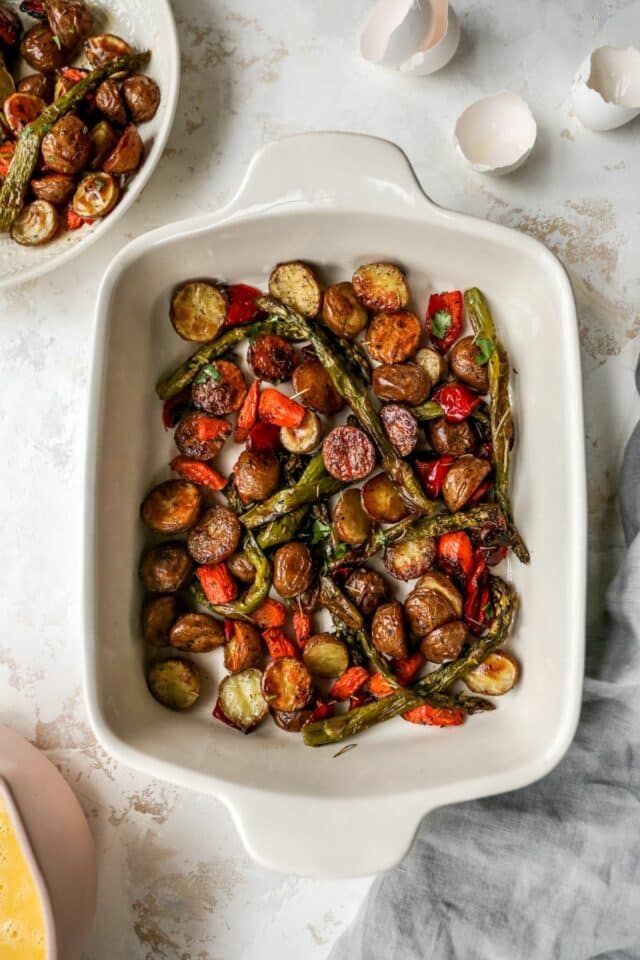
xmin=0 ymin=799 xmax=47 ymax=959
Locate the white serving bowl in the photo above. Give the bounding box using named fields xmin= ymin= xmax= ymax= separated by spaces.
xmin=0 ymin=0 xmax=180 ymax=289
xmin=85 ymin=132 xmax=585 ymax=878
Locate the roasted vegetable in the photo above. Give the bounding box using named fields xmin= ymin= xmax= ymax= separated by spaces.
xmin=258 ymin=387 xmax=305 ymax=427
xmin=72 ymin=171 xmax=119 ymax=218
xmin=103 ymin=122 xmax=143 ymax=173
xmin=140 ymin=479 xmax=201 ymax=534
xmin=272 ymin=541 xmax=314 ymax=598
xmin=441 ymin=455 xmax=491 ymax=512
xmin=174 ymin=412 xmax=225 ymax=461
xmin=0 ymin=4 xmax=21 ymax=51
xmin=123 ymin=74 xmax=160 ymax=122
xmin=46 ymin=0 xmax=93 ymax=51
xmin=196 ymin=562 xmax=238 ymax=604
xmin=226 ymin=551 xmax=256 ymax=584
xmin=450 ymin=336 xmax=490 ymax=392
xmin=4 ymin=93 xmax=45 ymax=136
xmin=379 ymin=403 xmax=418 ymax=456
xmin=371 ymin=601 xmax=407 ymax=659
xmin=192 ymin=359 xmax=246 ymax=415
xmin=352 ymin=262 xmax=409 ymax=312
xmin=383 ymin=535 xmax=436 ymax=581
xmin=365 ymin=310 xmax=421 ymax=364
xmin=224 ymin=621 xmax=262 ymax=673
xmin=322 ymin=281 xmax=368 ymax=339
xmin=139 ymin=541 xmax=192 ymax=593
xmin=427 ymin=290 xmax=463 ymax=354
xmin=31 ymin=172 xmax=75 ymax=205
xmin=344 ymin=567 xmax=388 ymax=618
xmin=88 ymin=118 xmax=118 ymax=169
xmin=148 ymin=658 xmax=200 ymax=711
xmin=234 ymin=449 xmax=280 ymax=505
xmin=84 ymin=33 xmax=132 ymax=67
xmin=240 ymin=472 xmax=343 ymax=529
xmin=292 ymin=358 xmax=344 ymax=415
xmin=187 ymin=505 xmax=241 ymax=564
xmin=248 ymin=333 xmax=295 ymax=383
xmin=193 ymin=532 xmax=271 ymax=620
xmin=17 ymin=73 xmax=53 ymax=100
xmin=361 ymin=473 xmax=411 ymax=523
xmin=420 ymin=620 xmax=467 ymax=663
xmin=142 ymin=594 xmax=182 ymax=647
xmin=372 ymin=362 xmax=430 ymax=406
xmin=41 ymin=113 xmax=91 ymax=174
xmin=302 ymin=633 xmax=349 ymax=678
xmin=416 ymin=347 xmax=447 ymax=385
xmin=262 ymin=657 xmax=313 ymax=711
xmin=319 ymin=574 xmax=364 ymax=631
xmin=169 ymin=612 xmax=225 ymax=653
xmin=280 ymin=410 xmax=321 ymax=454
xmin=332 ymin=488 xmax=371 ymax=546
xmin=10 ymin=198 xmax=58 ymax=244
xmin=405 ymin=571 xmax=462 ymax=638
xmin=463 ymin=649 xmax=519 ymax=695
xmin=215 ymin=667 xmax=268 ymax=731
xmin=322 ymin=425 xmax=375 ymax=482
xmin=95 ymin=77 xmax=126 ymax=124
xmin=269 ymin=260 xmax=321 ymax=318
xmin=20 ymin=24 xmax=66 ymax=72
xmin=427 ymin=416 xmax=476 ymax=456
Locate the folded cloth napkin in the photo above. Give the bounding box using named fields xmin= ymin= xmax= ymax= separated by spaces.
xmin=330 ymin=365 xmax=640 ymax=960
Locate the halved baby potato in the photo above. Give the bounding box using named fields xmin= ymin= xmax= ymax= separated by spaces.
xmin=280 ymin=410 xmax=322 ymax=454
xmin=216 ymin=668 xmax=269 ymax=731
xmin=464 ymin=650 xmax=520 ymax=695
xmin=332 ymin=488 xmax=371 ymax=546
xmin=148 ymin=658 xmax=200 ymax=711
xmin=416 ymin=347 xmax=447 ymax=385
xmin=362 ymin=473 xmax=411 ymax=523
xmin=169 ymin=613 xmax=225 ymax=653
xmin=262 ymin=657 xmax=313 ymax=712
xmin=302 ymin=633 xmax=350 ymax=678
xmin=72 ymin=172 xmax=120 ymax=219
xmin=269 ymin=260 xmax=322 ymax=318
xmin=322 ymin=281 xmax=368 ymax=339
xmin=10 ymin=200 xmax=59 ymax=246
xmin=170 ymin=281 xmax=227 ymax=342
xmin=383 ymin=535 xmax=436 ymax=581
xmin=352 ymin=262 xmax=409 ymax=312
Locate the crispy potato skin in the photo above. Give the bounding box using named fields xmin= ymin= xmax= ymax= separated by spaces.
xmin=352 ymin=262 xmax=409 ymax=312
xmin=322 ymin=281 xmax=368 ymax=339
xmin=450 ymin=336 xmax=490 ymax=393
xmin=383 ymin=536 xmax=436 ymax=581
xmin=420 ymin=620 xmax=467 ymax=663
xmin=234 ymin=450 xmax=280 ymax=505
xmin=405 ymin=572 xmax=462 ymax=637
xmin=139 ymin=541 xmax=192 ymax=593
xmin=345 ymin=568 xmax=388 ymax=618
xmin=415 ymin=571 xmax=463 ymax=614
xmin=248 ymin=334 xmax=295 ymax=383
xmin=31 ymin=173 xmax=75 ymax=206
xmin=427 ymin=417 xmax=476 ymax=456
xmin=95 ymin=78 xmax=126 ymax=124
xmin=372 ymin=601 xmax=408 ymax=659
xmin=187 ymin=505 xmax=241 ymax=564
xmin=224 ymin=622 xmax=262 ymax=674
xmin=72 ymin=172 xmax=119 ymax=218
xmin=441 ymin=456 xmax=491 ymax=512
xmin=175 ymin=412 xmax=224 ymax=461
xmin=261 ymin=657 xmax=313 ymax=712
xmin=292 ymin=359 xmax=344 ymax=415
xmin=148 ymin=658 xmax=200 ymax=710
xmin=332 ymin=488 xmax=371 ymax=546
xmin=272 ymin=708 xmax=314 ymax=732
xmin=365 ymin=311 xmax=421 ymax=364
xmin=18 ymin=73 xmax=54 ymax=101
xmin=273 ymin=542 xmax=314 ymax=598
xmin=269 ymin=261 xmax=322 ymax=318
xmin=84 ymin=33 xmax=132 ymax=67
xmin=380 ymin=404 xmax=418 ymax=456
xmin=11 ymin=200 xmax=59 ymax=246
xmin=89 ymin=120 xmax=119 ymax=170
xmin=123 ymin=74 xmax=161 ymax=122
xmin=141 ymin=480 xmax=201 ymax=534
xmin=42 ymin=115 xmax=92 ymax=175
xmin=322 ymin=426 xmax=375 ymax=481
xmin=103 ymin=123 xmax=144 ymax=174
xmin=192 ymin=360 xmax=247 ymax=416
xmin=302 ymin=633 xmax=349 ymax=678
xmin=372 ymin=363 xmax=430 ymax=406
xmin=170 ymin=281 xmax=227 ymax=343
xmin=169 ymin=613 xmax=225 ymax=653
xmin=142 ymin=595 xmax=182 ymax=647
xmin=226 ymin=551 xmax=256 ymax=584
xmin=361 ymin=473 xmax=411 ymax=523
xmin=20 ymin=25 xmax=66 ymax=72
xmin=46 ymin=0 xmax=94 ymax=50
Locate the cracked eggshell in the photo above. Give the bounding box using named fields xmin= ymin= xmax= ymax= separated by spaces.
xmin=360 ymin=0 xmax=434 ymax=68
xmin=571 ymin=45 xmax=640 ymax=131
xmin=399 ymin=3 xmax=460 ymax=76
xmin=454 ymin=92 xmax=537 ymax=175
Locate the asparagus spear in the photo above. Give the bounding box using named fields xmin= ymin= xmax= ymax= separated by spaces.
xmin=256 ymin=452 xmax=328 ymax=548
xmin=257 ymin=295 xmax=436 ymax=516
xmin=302 ymin=576 xmax=516 ymax=745
xmin=190 ymin=532 xmax=271 ymax=620
xmin=156 ymin=317 xmax=305 ymax=400
xmin=464 ymin=288 xmax=530 ymax=564
xmin=240 ymin=475 xmax=344 ymax=529
xmin=411 ymin=400 xmax=444 ymax=421
xmin=0 ymin=52 xmax=150 ymax=231
xmin=330 ymin=332 xmax=372 ymax=384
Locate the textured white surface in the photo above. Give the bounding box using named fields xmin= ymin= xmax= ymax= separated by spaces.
xmin=0 ymin=0 xmax=639 ymax=956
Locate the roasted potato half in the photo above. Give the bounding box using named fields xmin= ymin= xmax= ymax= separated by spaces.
xmin=41 ymin=114 xmax=92 ymax=175
xmin=362 ymin=473 xmax=411 ymax=523
xmin=216 ymin=668 xmax=269 ymax=731
xmin=332 ymin=488 xmax=371 ymax=546
xmin=234 ymin=450 xmax=280 ymax=505
xmin=72 ymin=172 xmax=120 ymax=219
xmin=95 ymin=78 xmax=126 ymax=124
xmin=269 ymin=261 xmax=322 ymax=318
xmin=226 ymin=551 xmax=257 ymax=584
xmin=450 ymin=336 xmax=490 ymax=393
xmin=272 ymin=542 xmax=314 ymax=598
xmin=383 ymin=536 xmax=436 ymax=581
xmin=10 ymin=200 xmax=59 ymax=246
xmin=123 ymin=74 xmax=161 ymax=123
xmin=379 ymin=404 xmax=418 ymax=456
xmin=322 ymin=281 xmax=368 ymax=339
xmin=31 ymin=173 xmax=75 ymax=207
xmin=17 ymin=73 xmax=54 ymax=101
xmin=169 ymin=613 xmax=225 ymax=653
xmin=84 ymin=33 xmax=133 ymax=67
xmin=103 ymin=123 xmax=144 ymax=174
xmin=20 ymin=24 xmax=66 ymax=72
xmin=427 ymin=417 xmax=476 ymax=456
xmin=344 ymin=568 xmax=388 ymax=618
xmin=142 ymin=595 xmax=182 ymax=647
xmin=420 ymin=620 xmax=467 ymax=663
xmin=224 ymin=622 xmax=263 ymax=674
xmin=262 ymin=657 xmax=313 ymax=712
xmin=365 ymin=311 xmax=422 ymax=364
xmin=464 ymin=650 xmax=520 ymax=695
xmin=187 ymin=505 xmax=241 ymax=564
xmin=441 ymin=456 xmax=491 ymax=512
xmin=372 ymin=363 xmax=430 ymax=406
xmin=292 ymin=359 xmax=344 ymax=415
xmin=302 ymin=633 xmax=349 ymax=678
xmin=352 ymin=262 xmax=409 ymax=312
xmin=371 ymin=601 xmax=408 ymax=659
xmin=415 ymin=347 xmax=447 ymax=385
xmin=139 ymin=541 xmax=192 ymax=593
xmin=89 ymin=119 xmax=119 ymax=170
xmin=148 ymin=658 xmax=200 ymax=711
xmin=170 ymin=281 xmax=227 ymax=343
xmin=280 ymin=410 xmax=322 ymax=454
xmin=141 ymin=480 xmax=201 ymax=534
xmin=46 ymin=0 xmax=94 ymax=51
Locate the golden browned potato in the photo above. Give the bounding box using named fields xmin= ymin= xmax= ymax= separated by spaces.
xmin=365 ymin=311 xmax=421 ymax=364
xmin=103 ymin=123 xmax=144 ymax=174
xmin=10 ymin=200 xmax=59 ymax=246
xmin=332 ymin=488 xmax=371 ymax=546
xmin=280 ymin=410 xmax=322 ymax=454
xmin=139 ymin=541 xmax=192 ymax=593
xmin=383 ymin=536 xmax=436 ymax=581
xmin=174 ymin=412 xmax=225 ymax=461
xmin=420 ymin=620 xmax=467 ymax=663
xmin=261 ymin=657 xmax=313 ymax=711
xmin=224 ymin=622 xmax=263 ymax=674
xmin=372 ymin=601 xmax=408 ymax=659
xmin=247 ymin=334 xmax=295 ymax=383
xmin=20 ymin=25 xmax=66 ymax=72
xmin=269 ymin=261 xmax=322 ymax=318
xmin=4 ymin=92 xmax=46 ymax=137
xmin=272 ymin=542 xmax=314 ymax=598
xmin=89 ymin=119 xmax=119 ymax=170
xmin=226 ymin=551 xmax=256 ymax=584
xmin=17 ymin=73 xmax=54 ymax=101
xmin=147 ymin=658 xmax=200 ymax=710
xmin=302 ymin=633 xmax=349 ymax=678
xmin=441 ymin=456 xmax=491 ymax=512
xmin=46 ymin=0 xmax=94 ymax=51
xmin=142 ymin=595 xmax=182 ymax=647
xmin=322 ymin=281 xmax=368 ymax=339
xmin=234 ymin=450 xmax=280 ymax=505
xmin=169 ymin=613 xmax=225 ymax=653
xmin=123 ymin=75 xmax=161 ymax=123
xmin=216 ymin=668 xmax=268 ymax=730
xmin=361 ymin=473 xmax=411 ymax=523
xmin=415 ymin=347 xmax=447 ymax=385
xmin=352 ymin=262 xmax=409 ymax=312
xmin=372 ymin=363 xmax=430 ymax=406
xmin=344 ymin=568 xmax=388 ymax=618
xmin=464 ymin=650 xmax=520 ymax=695
xmin=450 ymin=336 xmax=490 ymax=393
xmin=272 ymin=708 xmax=314 ymax=732
xmin=170 ymin=282 xmax=227 ymax=343
xmin=415 ymin=571 xmax=463 ymax=613
xmin=95 ymin=78 xmax=126 ymax=124
xmin=292 ymin=359 xmax=344 ymax=415
xmin=141 ymin=480 xmax=201 ymax=534
xmin=72 ymin=172 xmax=120 ymax=219
xmin=427 ymin=417 xmax=476 ymax=456
xmin=84 ymin=33 xmax=133 ymax=67
xmin=379 ymin=404 xmax=418 ymax=456
xmin=404 ymin=573 xmax=462 ymax=638
xmin=31 ymin=173 xmax=75 ymax=207
xmin=186 ymin=505 xmax=241 ymax=564
xmin=298 ymin=580 xmax=320 ymax=613
xmin=192 ymin=360 xmax=247 ymax=415
xmin=41 ymin=115 xmax=91 ymax=175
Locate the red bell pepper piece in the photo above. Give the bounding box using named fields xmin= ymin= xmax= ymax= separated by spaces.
xmin=197 ymin=563 xmax=238 ymax=603
xmin=258 ymin=388 xmax=306 ymax=428
xmin=431 ymin=383 xmax=482 ymax=423
xmin=330 ymin=666 xmax=370 ymax=701
xmin=263 ymin=627 xmax=298 ymax=660
xmin=469 ymin=478 xmax=492 ymax=504
xmin=161 ymin=387 xmax=191 ymax=429
xmin=292 ymin=610 xmax=311 ymax=648
xmin=437 ymin=531 xmax=474 ymax=584
xmin=307 ymin=697 xmax=335 ymax=723
xmin=170 ymin=456 xmax=227 ymax=491
xmin=246 ymin=420 xmax=281 ymax=452
xmin=349 ymin=693 xmax=372 ymax=711
xmin=195 ymin=416 xmax=232 ymax=441
xmin=18 ymin=0 xmax=47 ymax=18
xmin=0 ymin=142 xmax=15 ymax=178
xmin=427 ymin=290 xmax=463 ymax=354
xmin=251 ymin=597 xmax=286 ymax=629
xmin=463 ymin=552 xmax=488 ymax=634
xmin=224 ymin=618 xmax=235 ymax=643
xmin=66 ymin=205 xmax=94 ymax=230
xmin=391 ymin=652 xmax=425 ymax=685
xmin=225 ymin=284 xmax=262 ymax=327
xmin=403 ymin=703 xmax=465 ymax=726
xmin=234 ymin=380 xmax=260 ymax=443
xmin=415 ymin=456 xmax=455 ymax=499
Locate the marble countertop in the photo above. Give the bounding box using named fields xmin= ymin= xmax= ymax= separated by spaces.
xmin=1 ymin=0 xmax=639 ymax=956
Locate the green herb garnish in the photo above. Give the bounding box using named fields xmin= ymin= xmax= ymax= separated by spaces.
xmin=430 ymin=309 xmax=452 ymax=340
xmin=53 ymin=34 xmax=62 ymax=50
xmin=310 ymin=518 xmax=332 ymax=545
xmin=194 ymin=363 xmax=222 ymax=385
xmin=474 ymin=336 xmax=495 ymax=365
xmin=332 ymin=542 xmax=349 ymax=561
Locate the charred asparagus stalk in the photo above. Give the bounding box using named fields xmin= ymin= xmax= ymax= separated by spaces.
xmin=303 ymin=577 xmax=516 ymax=745
xmin=191 ymin=532 xmax=271 ymax=620
xmin=257 ymin=295 xmax=436 ymax=516
xmin=0 ymin=51 xmax=150 ymax=231
xmin=256 ymin=453 xmax=328 ymax=548
xmin=464 ymin=288 xmax=530 ymax=563
xmin=241 ymin=475 xmax=344 ymax=529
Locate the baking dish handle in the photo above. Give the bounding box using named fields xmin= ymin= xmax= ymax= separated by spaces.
xmin=226 ymin=787 xmax=434 ymax=878
xmin=225 ymin=132 xmax=435 ymax=216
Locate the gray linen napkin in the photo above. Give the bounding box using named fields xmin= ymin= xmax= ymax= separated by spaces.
xmin=330 ymin=369 xmax=640 ymax=960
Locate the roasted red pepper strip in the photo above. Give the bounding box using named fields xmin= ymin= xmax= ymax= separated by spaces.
xmin=170 ymin=456 xmax=227 ymax=491
xmin=0 ymin=142 xmax=16 ymax=178
xmin=234 ymin=380 xmax=260 ymax=443
xmin=292 ymin=610 xmax=311 ymax=648
xmin=306 ymin=697 xmax=335 ymax=723
xmin=330 ymin=666 xmax=370 ymax=701
xmin=263 ymin=627 xmax=298 ymax=660
xmin=66 ymin=206 xmax=94 ymax=230
xmin=225 ymin=284 xmax=262 ymax=327
xmin=162 ymin=387 xmax=191 ymax=429
xmin=197 ymin=562 xmax=238 ymax=603
xmin=469 ymin=478 xmax=492 ymax=504
xmin=415 ymin=456 xmax=455 ymax=499
xmin=246 ymin=420 xmax=281 ymax=452
xmin=431 ymin=383 xmax=482 ymax=423
xmin=438 ymin=531 xmax=474 ymax=584
xmin=403 ymin=703 xmax=465 ymax=726
xmin=195 ymin=417 xmax=232 ymax=441
xmin=258 ymin=388 xmax=305 ymax=428
xmin=427 ymin=291 xmax=463 ymax=354
xmin=224 ymin=618 xmax=235 ymax=643
xmin=391 ymin=652 xmax=425 ymax=685
xmin=463 ymin=552 xmax=488 ymax=634
xmin=251 ymin=597 xmax=286 ymax=629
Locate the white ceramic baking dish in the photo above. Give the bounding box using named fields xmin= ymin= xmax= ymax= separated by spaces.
xmin=84 ymin=132 xmax=586 ymax=878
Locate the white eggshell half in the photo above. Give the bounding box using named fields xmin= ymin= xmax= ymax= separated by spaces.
xmin=400 ymin=3 xmax=460 ymax=76
xmin=454 ymin=91 xmax=537 ymax=175
xmin=360 ymin=0 xmax=433 ymax=68
xmin=571 ymin=45 xmax=640 ymax=131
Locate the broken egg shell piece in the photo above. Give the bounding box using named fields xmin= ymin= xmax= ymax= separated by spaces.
xmin=361 ymin=0 xmax=434 ymax=68
xmin=571 ymin=45 xmax=640 ymax=131
xmin=454 ymin=92 xmax=537 ymax=175
xmin=399 ymin=4 xmax=460 ymax=76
